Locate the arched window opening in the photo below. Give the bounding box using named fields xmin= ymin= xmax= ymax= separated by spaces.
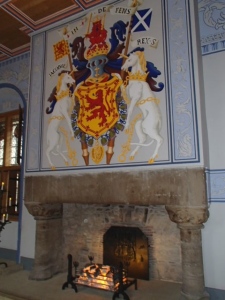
xmin=0 ymin=106 xmax=23 ymax=221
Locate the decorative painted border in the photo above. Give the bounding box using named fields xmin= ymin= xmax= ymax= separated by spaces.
xmin=206 ymin=287 xmax=225 ymax=299
xmin=198 ymin=0 xmax=225 ymax=56
xmin=206 ymin=169 xmax=225 ymax=203
xmin=0 ymin=52 xmax=29 ymax=68
xmin=25 ymin=33 xmax=45 ymax=171
xmin=0 ymin=53 xmax=30 ymax=100
xmin=166 ymin=0 xmax=199 ymax=162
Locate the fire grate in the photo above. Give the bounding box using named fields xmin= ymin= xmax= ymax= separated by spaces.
xmin=62 ymin=254 xmax=137 ymax=300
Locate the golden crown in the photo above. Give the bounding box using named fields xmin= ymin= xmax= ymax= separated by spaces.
xmin=85 ymin=43 xmax=110 ymax=60
xmin=128 ymin=71 xmax=149 ymax=82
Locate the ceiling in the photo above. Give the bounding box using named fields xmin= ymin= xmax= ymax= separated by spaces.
xmin=0 ymin=0 xmax=108 ymax=62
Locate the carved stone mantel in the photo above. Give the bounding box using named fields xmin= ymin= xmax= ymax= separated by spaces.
xmin=165 ymin=205 xmax=210 ymax=300
xmin=25 ymin=202 xmax=62 ymax=220
xmin=165 ymin=205 xmax=209 ymax=225
xmin=25 ymin=202 xmax=63 ymax=280
xmin=24 ymin=167 xmax=209 ymax=298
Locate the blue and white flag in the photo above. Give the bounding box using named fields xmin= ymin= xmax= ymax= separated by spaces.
xmin=131 ymin=8 xmax=152 ymax=32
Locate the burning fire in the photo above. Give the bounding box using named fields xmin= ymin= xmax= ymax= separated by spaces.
xmin=75 ymin=263 xmax=127 ymax=291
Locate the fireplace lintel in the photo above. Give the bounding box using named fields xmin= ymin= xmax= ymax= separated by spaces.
xmin=24 ymin=167 xmax=207 ymax=207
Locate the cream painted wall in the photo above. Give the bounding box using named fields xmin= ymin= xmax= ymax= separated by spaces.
xmin=202 ymin=204 xmax=225 ymax=290
xmin=202 ymin=50 xmax=225 ymax=290
xmin=202 ymin=51 xmax=225 ymax=169
xmin=0 ymin=222 xmax=18 ymax=250
xmin=20 ymin=204 xmax=36 ymax=259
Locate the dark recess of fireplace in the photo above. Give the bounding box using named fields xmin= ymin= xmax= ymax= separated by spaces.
xmin=103 ymin=226 xmax=149 ymax=280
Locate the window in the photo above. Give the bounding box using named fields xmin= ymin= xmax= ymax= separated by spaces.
xmin=0 ymin=108 xmax=23 ymax=221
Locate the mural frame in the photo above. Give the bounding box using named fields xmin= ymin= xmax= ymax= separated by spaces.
xmin=26 ymin=0 xmax=201 ymax=172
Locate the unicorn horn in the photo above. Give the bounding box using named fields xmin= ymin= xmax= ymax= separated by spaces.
xmin=119 ymin=53 xmax=129 ymax=59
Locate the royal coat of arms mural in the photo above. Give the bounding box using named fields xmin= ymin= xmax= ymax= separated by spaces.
xmin=42 ymin=0 xmax=169 ymax=170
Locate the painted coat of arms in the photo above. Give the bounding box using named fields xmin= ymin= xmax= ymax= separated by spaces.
xmin=44 ymin=0 xmax=166 ymax=169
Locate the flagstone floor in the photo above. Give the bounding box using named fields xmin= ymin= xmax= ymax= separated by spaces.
xmin=0 ymin=269 xmax=182 ymax=300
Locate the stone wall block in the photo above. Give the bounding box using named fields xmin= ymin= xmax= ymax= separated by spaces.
xmin=30 ymin=218 xmax=63 ymax=280
xmin=180 ymin=228 xmax=203 ymax=243
xmin=154 ymin=261 xmax=182 ymax=282
xmin=181 ymin=246 xmax=203 ymax=264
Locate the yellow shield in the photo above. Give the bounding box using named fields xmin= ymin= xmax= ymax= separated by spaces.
xmin=75 ymin=75 xmax=122 ymax=138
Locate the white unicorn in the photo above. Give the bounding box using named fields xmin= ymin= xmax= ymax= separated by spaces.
xmin=121 ymin=51 xmax=163 ymax=163
xmin=46 ymin=72 xmax=75 ymax=169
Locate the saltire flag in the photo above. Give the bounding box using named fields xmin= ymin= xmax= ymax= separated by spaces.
xmin=131 ymin=8 xmax=152 ymax=32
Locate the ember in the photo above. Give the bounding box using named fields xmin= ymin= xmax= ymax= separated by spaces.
xmin=76 ymin=263 xmax=126 ymax=291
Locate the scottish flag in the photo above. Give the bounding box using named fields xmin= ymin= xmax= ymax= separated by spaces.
xmin=131 ymin=8 xmax=152 ymax=32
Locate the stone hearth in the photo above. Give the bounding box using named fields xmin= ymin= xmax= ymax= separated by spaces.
xmin=24 ymin=167 xmax=209 ymax=300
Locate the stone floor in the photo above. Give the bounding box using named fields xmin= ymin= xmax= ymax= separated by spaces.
xmin=0 ymin=269 xmax=182 ymax=300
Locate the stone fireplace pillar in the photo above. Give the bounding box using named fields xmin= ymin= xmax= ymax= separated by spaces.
xmin=166 ymin=205 xmax=209 ymax=300
xmin=25 ymin=203 xmax=63 ymax=280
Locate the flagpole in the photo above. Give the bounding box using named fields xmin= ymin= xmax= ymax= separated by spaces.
xmin=86 ymin=13 xmax=92 ymax=35
xmin=67 ymin=41 xmax=73 ymax=73
xmin=121 ymin=0 xmax=138 ymax=80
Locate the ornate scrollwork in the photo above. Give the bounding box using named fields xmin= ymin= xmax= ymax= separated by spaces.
xmin=165 ymin=205 xmax=209 ymax=225
xmin=25 ymin=202 xmax=62 ymax=219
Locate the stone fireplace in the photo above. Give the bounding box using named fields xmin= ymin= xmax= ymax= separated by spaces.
xmin=24 ymin=167 xmax=209 ymax=300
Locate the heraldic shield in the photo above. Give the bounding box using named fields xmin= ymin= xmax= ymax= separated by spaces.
xmin=75 ymin=75 xmax=122 ymax=139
